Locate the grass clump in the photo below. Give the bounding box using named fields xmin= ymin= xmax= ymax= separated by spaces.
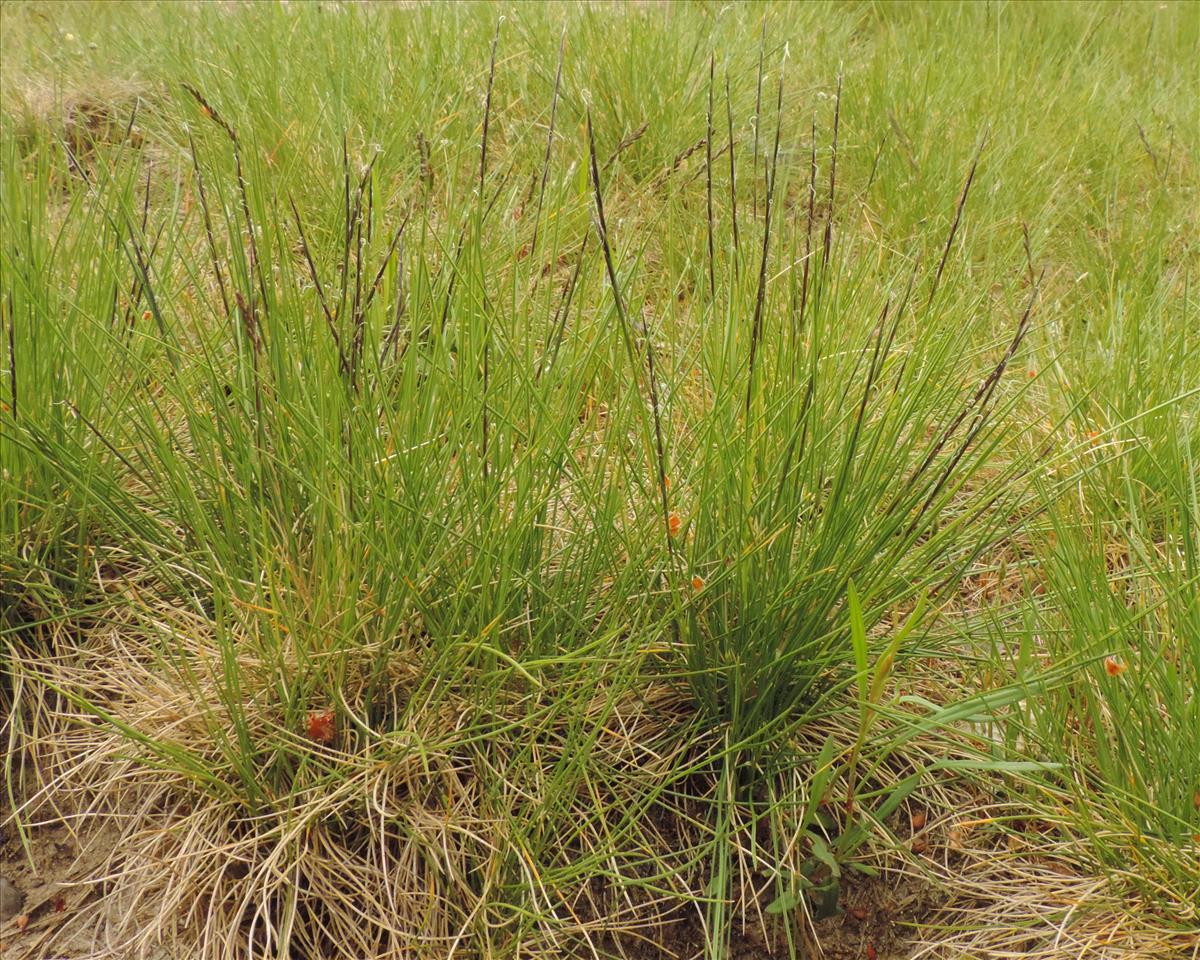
xmin=2 ymin=2 xmax=1197 ymax=958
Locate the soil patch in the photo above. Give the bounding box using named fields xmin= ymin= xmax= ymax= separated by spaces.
xmin=0 ymin=793 xmax=118 ymax=959
xmin=604 ymin=869 xmax=934 ymax=959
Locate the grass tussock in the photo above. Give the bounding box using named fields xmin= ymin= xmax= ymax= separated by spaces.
xmin=2 ymin=2 xmax=1198 ymax=958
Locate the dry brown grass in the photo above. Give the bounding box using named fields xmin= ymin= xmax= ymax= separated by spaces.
xmin=6 ymin=601 xmax=1197 ymax=959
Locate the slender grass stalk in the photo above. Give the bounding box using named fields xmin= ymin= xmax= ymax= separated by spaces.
xmin=744 ymin=55 xmax=784 ymax=417
xmin=724 ymin=72 xmax=740 ymax=275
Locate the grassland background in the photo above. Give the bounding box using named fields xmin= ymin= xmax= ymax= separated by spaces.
xmin=1 ymin=1 xmax=1198 ymax=958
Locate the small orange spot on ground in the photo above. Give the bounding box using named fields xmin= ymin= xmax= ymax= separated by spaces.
xmin=306 ymin=709 xmax=335 ymax=744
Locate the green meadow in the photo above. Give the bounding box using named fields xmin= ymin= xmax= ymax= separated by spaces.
xmin=1 ymin=2 xmax=1197 ymax=957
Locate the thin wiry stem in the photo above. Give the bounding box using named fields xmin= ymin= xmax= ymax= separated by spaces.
xmin=799 ymin=115 xmax=817 ymax=329
xmin=361 ymin=210 xmax=410 ymax=319
xmin=379 ymin=237 xmax=407 ymax=366
xmin=906 ymin=274 xmax=1041 ymax=508
xmin=5 ymin=294 xmax=14 ymax=422
xmin=821 ymin=72 xmax=842 ymax=269
xmin=1022 ymin=221 xmax=1037 ymax=287
xmin=188 ymin=132 xmax=231 ymax=320
xmin=745 ymin=59 xmax=785 ymax=417
xmin=538 ymin=234 xmax=589 ymax=384
xmin=531 ymin=25 xmax=565 ymax=260
xmin=930 ymin=132 xmax=987 ymax=304
xmin=288 ymin=194 xmax=350 ymax=381
xmin=480 ymin=19 xmax=501 ymax=481
xmin=706 ymin=53 xmax=716 ymax=302
xmin=480 ymin=21 xmax=501 ymax=198
xmin=725 ymin=72 xmax=740 ymax=274
xmin=184 ymin=82 xmax=268 ymax=322
xmin=587 ymin=110 xmax=673 ymax=563
xmin=752 ymin=18 xmax=765 ymax=222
